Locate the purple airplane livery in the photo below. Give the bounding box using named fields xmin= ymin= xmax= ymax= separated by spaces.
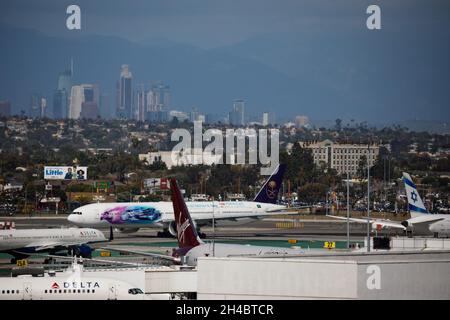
xmin=100 ymin=205 xmax=161 ymax=225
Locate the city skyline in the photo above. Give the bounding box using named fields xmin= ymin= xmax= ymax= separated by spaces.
xmin=0 ymin=1 xmax=449 ymax=124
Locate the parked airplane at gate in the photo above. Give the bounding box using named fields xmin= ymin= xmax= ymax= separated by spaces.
xmin=328 ymin=172 xmax=450 ymax=237
xmin=103 ymin=178 xmax=324 ymax=266
xmin=68 ymin=164 xmax=300 ymax=237
xmin=0 ymin=228 xmax=106 ymax=263
xmin=0 ymin=258 xmax=145 ymax=300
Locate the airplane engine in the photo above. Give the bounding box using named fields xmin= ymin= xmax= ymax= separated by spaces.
xmin=69 ymin=244 xmax=93 ymax=259
xmin=114 ymin=227 xmax=140 ymax=234
xmin=168 ymin=221 xmax=178 ymax=237
xmin=168 ymin=220 xmax=205 ymax=238
xmin=168 ymin=219 xmax=198 ymax=237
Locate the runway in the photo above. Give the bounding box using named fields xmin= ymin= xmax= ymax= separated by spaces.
xmin=0 ymin=215 xmax=375 ymax=271
xmin=2 ymin=215 xmax=401 ymax=237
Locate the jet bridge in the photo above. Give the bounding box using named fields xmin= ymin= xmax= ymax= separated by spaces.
xmin=144 ymin=266 xmax=197 ymax=295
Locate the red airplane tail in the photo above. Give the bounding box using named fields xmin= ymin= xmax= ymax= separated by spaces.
xmin=170 ymin=178 xmax=202 ymax=249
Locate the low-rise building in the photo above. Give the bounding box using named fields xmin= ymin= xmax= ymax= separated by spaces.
xmin=139 ymin=149 xmax=224 ymax=169
xmin=299 ymin=139 xmax=380 ymax=175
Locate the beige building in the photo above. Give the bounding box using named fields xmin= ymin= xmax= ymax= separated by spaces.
xmin=299 ymin=139 xmax=380 ymax=175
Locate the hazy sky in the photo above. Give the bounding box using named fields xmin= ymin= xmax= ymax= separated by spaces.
xmin=1 ymin=1 xmax=449 ymax=123
xmin=2 ymin=0 xmax=449 ymax=48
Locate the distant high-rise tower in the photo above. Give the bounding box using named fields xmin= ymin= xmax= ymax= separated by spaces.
xmin=53 ymin=59 xmax=73 ymax=119
xmin=145 ymin=82 xmax=170 ymax=122
xmin=136 ymin=85 xmax=147 ymax=122
xmin=30 ymin=94 xmax=47 ymax=118
xmin=69 ymin=84 xmax=100 ymax=119
xmin=262 ymin=112 xmax=269 ymax=126
xmin=29 ymin=94 xmax=40 ymax=118
xmin=229 ymin=99 xmax=245 ymax=126
xmin=190 ymin=107 xmax=199 ymax=122
xmin=117 ymin=65 xmax=133 ymax=119
xmin=40 ymin=98 xmax=47 ymax=118
xmin=0 ymin=101 xmax=11 ymax=117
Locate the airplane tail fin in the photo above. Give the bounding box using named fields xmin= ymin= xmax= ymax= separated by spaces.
xmin=402 ymin=172 xmax=429 ymax=218
xmin=253 ymin=164 xmax=286 ymax=204
xmin=170 ymin=178 xmax=202 ymax=249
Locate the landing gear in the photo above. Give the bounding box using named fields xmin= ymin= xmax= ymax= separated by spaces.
xmin=68 ymin=246 xmax=81 ymax=257
xmin=157 ymin=229 xmax=173 ymax=238
xmin=10 ymin=258 xmax=17 ymax=264
xmin=44 ymin=257 xmax=55 ymax=264
xmin=68 ymin=245 xmax=93 ymax=259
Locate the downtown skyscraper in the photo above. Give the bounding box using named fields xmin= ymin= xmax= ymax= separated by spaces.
xmin=53 ymin=59 xmax=73 ymax=119
xmin=145 ymin=82 xmax=170 ymax=122
xmin=29 ymin=94 xmax=47 ymax=118
xmin=136 ymin=84 xmax=146 ymax=122
xmin=229 ymin=99 xmax=245 ymax=126
xmin=117 ymin=65 xmax=133 ymax=119
xmin=68 ymin=84 xmax=100 ymax=119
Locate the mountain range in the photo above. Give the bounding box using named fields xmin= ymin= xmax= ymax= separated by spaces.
xmin=0 ymin=22 xmax=449 ymax=123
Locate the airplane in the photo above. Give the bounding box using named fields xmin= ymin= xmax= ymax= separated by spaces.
xmin=102 ymin=178 xmax=327 ymax=267
xmin=327 ymin=172 xmax=450 ymax=237
xmin=400 ymin=172 xmax=450 ymax=237
xmin=0 ymin=258 xmax=146 ymax=300
xmin=67 ymin=164 xmax=303 ymax=237
xmin=0 ymin=227 xmax=106 ymax=264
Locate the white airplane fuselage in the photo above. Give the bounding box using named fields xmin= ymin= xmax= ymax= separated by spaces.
xmin=0 ymin=268 xmax=144 ymax=300
xmin=182 ymin=242 xmax=310 ymax=266
xmin=407 ymin=214 xmax=450 ymax=236
xmin=0 ymin=228 xmax=106 ymax=252
xmin=68 ymin=201 xmax=286 ymax=230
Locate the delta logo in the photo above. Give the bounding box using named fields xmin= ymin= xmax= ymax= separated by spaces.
xmin=51 ymin=282 xmax=60 ymax=289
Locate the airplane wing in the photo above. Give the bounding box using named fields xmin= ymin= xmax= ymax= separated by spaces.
xmin=184 ymin=208 xmax=308 ymax=224
xmin=327 ymin=215 xmax=406 ymax=230
xmin=38 ymin=253 xmax=156 ymax=267
xmin=265 ymin=205 xmax=312 ymax=213
xmin=26 ymin=243 xmax=62 ymax=251
xmin=407 ymin=215 xmax=446 ymax=225
xmin=99 ymin=246 xmax=179 ymax=263
xmin=28 ymin=241 xmax=101 ymax=252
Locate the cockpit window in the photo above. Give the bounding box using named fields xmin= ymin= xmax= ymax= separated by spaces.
xmin=128 ymin=288 xmax=143 ymax=295
xmin=72 ymin=211 xmax=82 ymax=215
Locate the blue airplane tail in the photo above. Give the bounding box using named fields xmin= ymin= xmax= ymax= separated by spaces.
xmin=402 ymin=172 xmax=430 ymax=218
xmin=253 ymin=164 xmax=286 ymax=204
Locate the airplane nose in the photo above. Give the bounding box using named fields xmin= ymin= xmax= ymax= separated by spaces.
xmin=67 ymin=214 xmax=77 ymax=224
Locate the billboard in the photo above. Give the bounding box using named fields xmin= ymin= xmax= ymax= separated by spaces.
xmin=143 ymin=178 xmax=169 ymax=190
xmin=44 ymin=166 xmax=88 ymax=180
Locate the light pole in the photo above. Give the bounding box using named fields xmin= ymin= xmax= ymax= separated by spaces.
xmin=383 ymin=156 xmax=386 ymax=201
xmin=212 ymin=197 xmax=215 ymax=257
xmin=347 ymin=170 xmax=350 ymax=250
xmin=24 ymin=185 xmax=28 ymax=215
xmin=367 ymin=144 xmax=371 ymax=253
